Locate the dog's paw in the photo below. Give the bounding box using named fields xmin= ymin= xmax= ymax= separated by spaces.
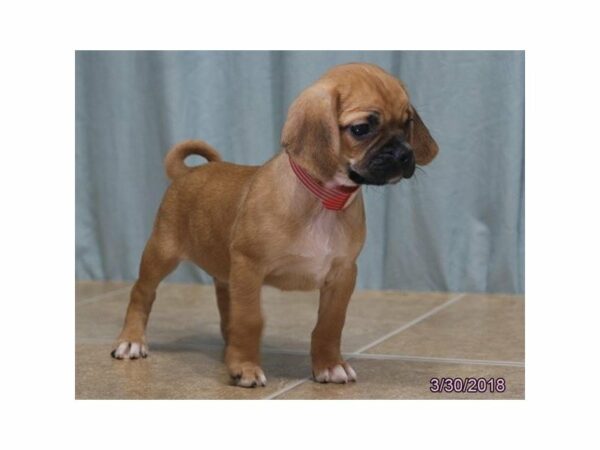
xmin=229 ymin=362 xmax=267 ymax=388
xmin=111 ymin=341 xmax=148 ymax=360
xmin=313 ymin=362 xmax=357 ymax=383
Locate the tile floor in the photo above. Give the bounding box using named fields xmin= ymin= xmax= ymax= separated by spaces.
xmin=75 ymin=281 xmax=525 ymax=399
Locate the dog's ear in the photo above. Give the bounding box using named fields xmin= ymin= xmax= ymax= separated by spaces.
xmin=281 ymin=85 xmax=340 ymax=180
xmin=408 ymin=106 xmax=439 ymax=165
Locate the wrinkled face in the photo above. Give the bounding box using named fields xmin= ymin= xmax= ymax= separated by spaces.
xmin=282 ymin=63 xmax=438 ymax=186
xmin=335 ymin=66 xmax=416 ymax=185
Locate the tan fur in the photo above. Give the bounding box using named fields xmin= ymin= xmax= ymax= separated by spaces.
xmin=112 ymin=63 xmax=438 ymax=387
xmin=164 ymin=140 xmax=222 ymax=180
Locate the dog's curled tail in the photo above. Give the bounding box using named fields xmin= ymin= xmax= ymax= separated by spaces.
xmin=164 ymin=140 xmax=223 ymax=180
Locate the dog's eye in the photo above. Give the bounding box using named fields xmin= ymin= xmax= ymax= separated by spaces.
xmin=349 ymin=114 xmax=379 ymax=138
xmin=350 ymin=123 xmax=371 ymax=138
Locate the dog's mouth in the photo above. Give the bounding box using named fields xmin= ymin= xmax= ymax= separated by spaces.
xmin=348 ymin=168 xmax=386 ymax=186
xmin=348 ymin=144 xmax=416 ymax=186
xmin=348 ymin=162 xmax=415 ymax=186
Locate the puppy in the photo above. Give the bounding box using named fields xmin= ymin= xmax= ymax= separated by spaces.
xmin=111 ymin=63 xmax=438 ymax=387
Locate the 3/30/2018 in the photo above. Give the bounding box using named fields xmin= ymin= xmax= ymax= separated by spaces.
xmin=430 ymin=377 xmax=506 ymax=393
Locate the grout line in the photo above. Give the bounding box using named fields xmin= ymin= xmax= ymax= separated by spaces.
xmin=346 ymin=352 xmax=524 ymax=368
xmin=350 ymin=293 xmax=466 ymax=355
xmin=263 ymin=378 xmax=310 ymax=400
xmin=264 ymin=293 xmax=467 ymax=400
xmin=76 ymin=285 xmax=133 ymax=306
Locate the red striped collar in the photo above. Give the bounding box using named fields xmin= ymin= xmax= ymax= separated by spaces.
xmin=288 ymin=154 xmax=359 ymax=211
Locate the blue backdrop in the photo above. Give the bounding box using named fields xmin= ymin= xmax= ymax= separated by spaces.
xmin=76 ymin=51 xmax=524 ymax=293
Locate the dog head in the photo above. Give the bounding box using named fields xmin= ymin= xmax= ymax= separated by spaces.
xmin=282 ymin=63 xmax=438 ymax=186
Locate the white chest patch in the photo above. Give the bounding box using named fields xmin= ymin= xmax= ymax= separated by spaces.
xmin=296 ymin=212 xmax=340 ymax=263
xmin=267 ymin=211 xmax=349 ymax=290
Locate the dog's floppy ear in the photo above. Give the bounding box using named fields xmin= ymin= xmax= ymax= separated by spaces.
xmin=281 ymin=85 xmax=340 ymax=180
xmin=408 ymin=106 xmax=439 ymax=165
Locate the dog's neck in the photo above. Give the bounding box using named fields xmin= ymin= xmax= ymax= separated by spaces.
xmin=287 ymin=154 xmax=360 ymax=211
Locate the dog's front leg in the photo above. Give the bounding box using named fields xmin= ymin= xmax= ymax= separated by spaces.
xmin=311 ymin=261 xmax=358 ymax=384
xmin=225 ymin=253 xmax=267 ymax=388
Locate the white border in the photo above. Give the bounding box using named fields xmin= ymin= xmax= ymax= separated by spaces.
xmin=3 ymin=0 xmax=600 ymax=448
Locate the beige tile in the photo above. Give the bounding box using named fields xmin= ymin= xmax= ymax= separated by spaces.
xmin=76 ymin=282 xmax=522 ymax=399
xmin=277 ymin=358 xmax=524 ymax=399
xmin=75 ymin=280 xmax=132 ymax=302
xmin=366 ymin=294 xmax=524 ymax=362
xmin=76 ymin=283 xmax=222 ymax=344
xmin=76 ymin=342 xmax=310 ymax=399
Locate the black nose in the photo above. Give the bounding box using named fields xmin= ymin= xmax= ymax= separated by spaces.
xmin=389 ymin=146 xmax=414 ymax=167
xmin=396 ymin=149 xmax=412 ymax=165
xmin=391 ymin=147 xmax=415 ymax=179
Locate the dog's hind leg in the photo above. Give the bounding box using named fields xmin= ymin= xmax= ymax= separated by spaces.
xmin=214 ymin=278 xmax=230 ymax=344
xmin=111 ymin=232 xmax=179 ymax=360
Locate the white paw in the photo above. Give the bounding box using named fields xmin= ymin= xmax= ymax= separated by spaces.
xmin=111 ymin=341 xmax=148 ymax=360
xmin=313 ymin=362 xmax=357 ymax=383
xmin=230 ymin=363 xmax=268 ymax=388
xmin=237 ymin=370 xmax=267 ymax=388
